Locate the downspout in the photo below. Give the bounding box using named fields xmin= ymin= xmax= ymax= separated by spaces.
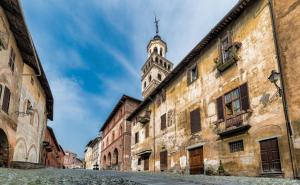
xmin=268 ymin=0 xmax=297 ymax=178
xmin=149 ymin=97 xmax=156 ymax=172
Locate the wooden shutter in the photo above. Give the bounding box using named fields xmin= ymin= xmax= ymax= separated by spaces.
xmin=2 ymin=87 xmax=10 ymax=114
xmin=161 ymin=114 xmax=166 ymax=130
xmin=190 ymin=108 xmax=201 ymax=133
xmin=240 ymin=83 xmax=250 ymax=111
xmin=145 ymin=124 xmax=149 ymax=138
xmin=216 ymin=96 xmax=224 ymax=120
xmin=160 ymin=151 xmax=168 ymax=170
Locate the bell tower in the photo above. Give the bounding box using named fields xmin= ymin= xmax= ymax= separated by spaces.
xmin=141 ymin=17 xmax=173 ymax=98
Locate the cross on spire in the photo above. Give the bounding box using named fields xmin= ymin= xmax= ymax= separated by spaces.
xmin=154 ymin=16 xmax=159 ymax=35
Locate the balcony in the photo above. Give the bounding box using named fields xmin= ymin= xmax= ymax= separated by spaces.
xmin=138 ymin=111 xmax=151 ymax=124
xmin=216 ymin=111 xmax=251 ymax=138
xmin=215 ymin=42 xmax=242 ymax=72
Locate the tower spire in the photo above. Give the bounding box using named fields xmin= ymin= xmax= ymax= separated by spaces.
xmin=154 ymin=16 xmax=159 ymax=36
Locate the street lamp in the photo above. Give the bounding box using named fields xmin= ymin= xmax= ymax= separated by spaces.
xmin=268 ymin=70 xmax=282 ymax=97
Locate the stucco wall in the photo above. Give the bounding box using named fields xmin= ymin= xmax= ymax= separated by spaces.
xmin=131 ymin=0 xmax=294 ymax=177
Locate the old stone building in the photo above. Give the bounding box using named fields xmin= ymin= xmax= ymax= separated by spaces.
xmin=0 ymin=0 xmax=53 ymax=167
xmin=128 ymin=0 xmax=299 ymax=178
xmin=63 ymin=150 xmax=83 ymax=169
xmin=41 ymin=126 xmax=65 ymax=168
xmin=84 ymin=136 xmax=101 ymax=170
xmin=100 ymin=95 xmax=141 ymax=171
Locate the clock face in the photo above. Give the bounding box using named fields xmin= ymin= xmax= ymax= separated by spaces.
xmin=0 ymin=16 xmax=9 ymax=50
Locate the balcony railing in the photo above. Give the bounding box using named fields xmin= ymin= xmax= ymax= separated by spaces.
xmin=138 ymin=111 xmax=151 ymax=124
xmin=216 ymin=110 xmax=252 ymax=138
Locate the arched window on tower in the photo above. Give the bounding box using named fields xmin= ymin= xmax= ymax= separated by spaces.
xmin=155 ymin=57 xmax=158 ymax=63
xmin=160 ymin=48 xmax=163 ymax=56
xmin=164 ymin=62 xmax=167 ymax=68
xmin=154 ymin=47 xmax=158 ymax=54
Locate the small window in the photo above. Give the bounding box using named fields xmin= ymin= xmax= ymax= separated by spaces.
xmin=159 ymin=60 xmax=162 ymax=65
xmin=155 ymin=57 xmax=158 ymax=63
xmin=144 ymin=81 xmax=147 ymax=88
xmin=188 ymin=65 xmax=198 ymax=84
xmin=119 ymin=126 xmax=123 ymax=136
xmin=167 ymin=65 xmax=170 ymax=70
xmin=135 ymin=132 xmax=139 ymax=144
xmin=157 ymin=73 xmax=162 ymax=81
xmin=163 ymin=62 xmax=166 ymax=68
xmin=112 ymin=131 xmax=115 ymax=141
xmin=2 ymin=86 xmax=11 ymax=114
xmin=221 ymin=36 xmax=230 ymax=63
xmin=149 ymin=75 xmax=152 ymax=82
xmin=160 ymin=48 xmax=163 ymax=56
xmin=8 ymin=48 xmax=16 ymax=72
xmin=154 ymin=47 xmax=158 ymax=53
xmin=161 ymin=114 xmax=166 ymax=130
xmin=229 ymin=140 xmax=244 ymax=153
xmin=225 ymin=88 xmax=241 ymax=116
xmin=138 ymin=158 xmax=142 ymax=165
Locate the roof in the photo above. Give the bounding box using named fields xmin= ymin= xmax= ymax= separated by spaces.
xmin=47 ymin=126 xmax=60 ymax=150
xmin=59 ymin=145 xmax=65 ymax=155
xmin=86 ymin=137 xmax=100 ymax=148
xmin=99 ymin=95 xmax=141 ymax=132
xmin=127 ymin=0 xmax=255 ymax=121
xmin=0 ymin=0 xmax=53 ymax=120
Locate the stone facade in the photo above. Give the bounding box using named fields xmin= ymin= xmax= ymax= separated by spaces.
xmin=84 ymin=136 xmax=100 ymax=170
xmin=128 ymin=0 xmax=297 ymax=178
xmin=64 ymin=150 xmax=83 ymax=169
xmin=100 ymin=95 xmax=141 ymax=171
xmin=0 ymin=0 xmax=53 ymax=168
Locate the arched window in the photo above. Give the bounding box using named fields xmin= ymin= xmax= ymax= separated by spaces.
xmin=160 ymin=48 xmax=163 ymax=56
xmin=168 ymin=65 xmax=171 ymax=70
xmin=154 ymin=47 xmax=158 ymax=53
xmin=159 ymin=60 xmax=162 ymax=65
xmin=119 ymin=126 xmax=123 ymax=136
xmin=157 ymin=73 xmax=162 ymax=81
xmin=113 ymin=148 xmax=119 ymax=165
xmin=108 ymin=152 xmax=112 ymax=167
xmin=149 ymin=75 xmax=152 ymax=82
xmin=164 ymin=62 xmax=167 ymax=68
xmin=155 ymin=57 xmax=158 ymax=63
xmin=144 ymin=81 xmax=147 ymax=88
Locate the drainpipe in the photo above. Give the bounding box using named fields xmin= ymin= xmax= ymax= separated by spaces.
xmin=268 ymin=0 xmax=297 ymax=178
xmin=148 ymin=96 xmax=156 ymax=172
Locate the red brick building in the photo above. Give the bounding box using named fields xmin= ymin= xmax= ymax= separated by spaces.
xmin=100 ymin=95 xmax=140 ymax=171
xmin=41 ymin=126 xmax=65 ymax=168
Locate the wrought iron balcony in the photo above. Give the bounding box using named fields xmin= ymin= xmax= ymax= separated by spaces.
xmin=216 ymin=110 xmax=251 ymax=138
xmin=138 ymin=111 xmax=151 ymax=124
xmin=215 ymin=42 xmax=242 ymax=72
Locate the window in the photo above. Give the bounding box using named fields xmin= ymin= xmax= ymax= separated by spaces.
xmin=229 ymin=140 xmax=244 ymax=153
xmin=155 ymin=57 xmax=158 ymax=63
xmin=31 ymin=77 xmax=34 ymax=85
xmin=8 ymin=48 xmax=16 ymax=72
xmin=138 ymin=158 xmax=142 ymax=165
xmin=2 ymin=86 xmax=11 ymax=114
xmin=149 ymin=75 xmax=152 ymax=82
xmin=157 ymin=73 xmax=162 ymax=81
xmin=112 ymin=131 xmax=115 ymax=141
xmin=216 ymin=83 xmax=250 ymax=120
xmin=154 ymin=47 xmax=158 ymax=53
xmin=163 ymin=62 xmax=166 ymax=68
xmin=221 ymin=36 xmax=230 ymax=62
xmin=190 ymin=108 xmax=201 ymax=134
xmin=144 ymin=81 xmax=146 ymax=88
xmin=160 ymin=114 xmax=166 ymax=130
xmin=145 ymin=124 xmax=149 ymax=138
xmin=160 ymin=150 xmax=168 ymax=171
xmin=187 ymin=65 xmax=198 ymax=84
xmin=119 ymin=126 xmax=123 ymax=136
xmin=160 ymin=48 xmax=163 ymax=56
xmin=167 ymin=65 xmax=170 ymax=70
xmin=135 ymin=132 xmax=139 ymax=144
xmin=225 ymin=88 xmax=241 ymax=116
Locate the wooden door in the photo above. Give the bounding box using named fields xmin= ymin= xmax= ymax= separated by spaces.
xmin=189 ymin=147 xmax=204 ymax=175
xmin=260 ymin=138 xmax=282 ymax=173
xmin=144 ymin=156 xmax=149 ymax=171
xmin=160 ymin=151 xmax=168 ymax=171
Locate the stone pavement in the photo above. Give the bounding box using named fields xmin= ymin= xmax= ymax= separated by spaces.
xmin=0 ymin=168 xmax=300 ymax=185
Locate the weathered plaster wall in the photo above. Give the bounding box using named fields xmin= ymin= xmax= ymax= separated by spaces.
xmin=0 ymin=7 xmax=25 ymax=166
xmin=131 ymin=0 xmax=294 ymax=177
xmin=272 ymin=0 xmax=300 ymax=176
xmin=13 ymin=64 xmax=47 ymax=163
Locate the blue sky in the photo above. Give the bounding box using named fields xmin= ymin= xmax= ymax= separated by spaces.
xmin=20 ymin=0 xmax=238 ymax=158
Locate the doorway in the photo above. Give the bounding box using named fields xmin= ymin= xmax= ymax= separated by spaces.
xmin=259 ymin=138 xmax=282 ymax=173
xmin=189 ymin=147 xmax=204 ymax=175
xmin=0 ymin=129 xmax=9 ymax=167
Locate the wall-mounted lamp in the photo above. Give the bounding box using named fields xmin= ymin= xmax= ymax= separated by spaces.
xmin=268 ymin=70 xmax=282 ymax=97
xmin=16 ymin=105 xmax=35 ymax=117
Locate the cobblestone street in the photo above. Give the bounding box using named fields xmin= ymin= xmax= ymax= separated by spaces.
xmin=0 ymin=168 xmax=299 ymax=185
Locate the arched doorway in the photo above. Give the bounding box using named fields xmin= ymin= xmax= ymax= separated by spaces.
xmin=0 ymin=129 xmax=9 ymax=167
xmin=108 ymin=152 xmax=111 ymax=167
xmin=103 ymin=155 xmax=106 ymax=168
xmin=113 ymin=148 xmax=118 ymax=165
